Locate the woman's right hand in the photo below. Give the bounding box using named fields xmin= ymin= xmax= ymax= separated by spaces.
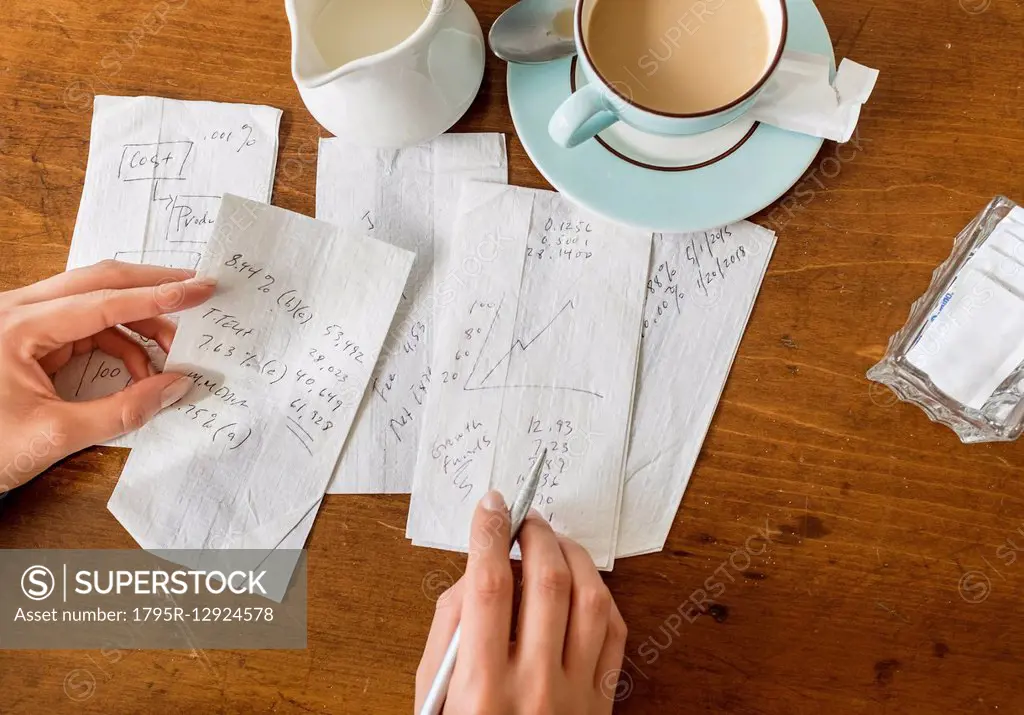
xmin=416 ymin=491 xmax=628 ymax=714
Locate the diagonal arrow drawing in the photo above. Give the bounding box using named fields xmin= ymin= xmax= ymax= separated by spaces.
xmin=463 ymin=295 xmax=604 ymax=398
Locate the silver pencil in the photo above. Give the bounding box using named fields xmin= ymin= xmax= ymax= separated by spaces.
xmin=418 ymin=447 xmax=548 ymax=715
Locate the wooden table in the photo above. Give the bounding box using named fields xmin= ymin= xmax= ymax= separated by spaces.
xmin=2 ymin=0 xmax=1024 ymax=712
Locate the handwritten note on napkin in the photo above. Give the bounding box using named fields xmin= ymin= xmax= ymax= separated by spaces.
xmin=616 ymin=223 xmax=777 ymax=557
xmin=406 ymin=182 xmax=651 ymax=569
xmin=108 ymin=195 xmax=413 ymax=563
xmin=53 ymin=95 xmax=282 ymax=444
xmin=316 ymin=134 xmax=508 ymax=493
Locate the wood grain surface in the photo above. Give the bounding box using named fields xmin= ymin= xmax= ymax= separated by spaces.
xmin=2 ymin=0 xmax=1024 ymax=712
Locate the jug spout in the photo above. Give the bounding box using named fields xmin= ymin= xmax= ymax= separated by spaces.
xmin=285 ymin=0 xmax=360 ymax=88
xmin=286 ymin=0 xmax=447 ymax=89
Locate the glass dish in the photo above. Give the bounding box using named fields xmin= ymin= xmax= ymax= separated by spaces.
xmin=868 ymin=196 xmax=1024 ymax=443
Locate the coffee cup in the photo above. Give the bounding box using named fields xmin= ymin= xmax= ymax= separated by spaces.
xmin=548 ymin=0 xmax=788 ymax=148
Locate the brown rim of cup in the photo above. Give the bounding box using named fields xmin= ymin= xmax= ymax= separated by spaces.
xmin=575 ymin=0 xmax=790 ymax=119
xmin=568 ymin=55 xmax=763 ymax=172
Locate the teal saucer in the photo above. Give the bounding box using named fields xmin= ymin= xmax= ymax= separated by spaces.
xmin=507 ymin=0 xmax=834 ymax=233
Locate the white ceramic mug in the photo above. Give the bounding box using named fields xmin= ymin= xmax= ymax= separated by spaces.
xmin=548 ymin=0 xmax=788 ymax=149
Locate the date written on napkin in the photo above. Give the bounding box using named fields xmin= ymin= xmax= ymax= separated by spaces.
xmin=108 ymin=194 xmax=414 ymax=555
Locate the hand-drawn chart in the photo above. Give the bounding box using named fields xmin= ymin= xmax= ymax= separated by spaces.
xmin=461 ymin=296 xmax=605 ymax=398
xmin=54 ymin=96 xmax=282 ymax=446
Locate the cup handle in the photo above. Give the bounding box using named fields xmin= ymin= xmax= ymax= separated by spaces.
xmin=548 ymin=84 xmax=619 ymax=149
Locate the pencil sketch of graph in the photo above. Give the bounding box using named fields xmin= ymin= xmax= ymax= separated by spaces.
xmin=462 ymin=296 xmax=605 ymax=398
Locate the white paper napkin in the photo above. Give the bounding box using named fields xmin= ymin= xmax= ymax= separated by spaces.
xmin=748 ymin=51 xmax=879 ymax=143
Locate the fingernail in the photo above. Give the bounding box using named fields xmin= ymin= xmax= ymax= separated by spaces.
xmin=528 ymin=508 xmax=543 ymax=520
xmin=184 ymin=277 xmax=217 ymax=288
xmin=480 ymin=490 xmax=506 ymax=512
xmin=160 ymin=376 xmax=192 ymax=409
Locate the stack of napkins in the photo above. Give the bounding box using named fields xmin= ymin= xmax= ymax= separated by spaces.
xmin=65 ymin=95 xmax=779 ymax=576
xmin=399 ymin=182 xmax=776 ymax=567
xmin=313 ymin=143 xmax=778 ymax=565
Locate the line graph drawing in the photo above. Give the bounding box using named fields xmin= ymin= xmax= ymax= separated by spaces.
xmin=463 ymin=295 xmax=604 ymax=398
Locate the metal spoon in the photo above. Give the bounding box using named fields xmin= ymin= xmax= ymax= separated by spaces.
xmin=488 ymin=0 xmax=577 ymax=64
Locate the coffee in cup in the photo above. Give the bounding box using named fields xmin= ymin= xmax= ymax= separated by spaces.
xmin=584 ymin=0 xmax=773 ymax=115
xmin=548 ymin=0 xmax=787 ymax=148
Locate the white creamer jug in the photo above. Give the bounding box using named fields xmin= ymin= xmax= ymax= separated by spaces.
xmin=286 ymin=0 xmax=485 ymax=148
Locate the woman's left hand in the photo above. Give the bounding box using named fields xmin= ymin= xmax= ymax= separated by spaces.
xmin=0 ymin=260 xmax=216 ymax=492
